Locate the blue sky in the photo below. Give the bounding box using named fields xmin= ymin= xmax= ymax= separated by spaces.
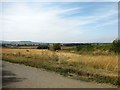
xmin=0 ymin=2 xmax=118 ymax=43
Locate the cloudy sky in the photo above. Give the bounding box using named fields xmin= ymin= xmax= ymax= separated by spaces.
xmin=0 ymin=2 xmax=118 ymax=43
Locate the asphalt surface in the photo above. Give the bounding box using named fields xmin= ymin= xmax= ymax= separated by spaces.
xmin=2 ymin=61 xmax=117 ymax=88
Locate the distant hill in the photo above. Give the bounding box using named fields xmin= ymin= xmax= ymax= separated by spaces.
xmin=1 ymin=41 xmax=48 ymax=45
xmin=0 ymin=40 xmax=112 ymax=46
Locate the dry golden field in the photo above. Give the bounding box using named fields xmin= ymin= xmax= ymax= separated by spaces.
xmin=2 ymin=48 xmax=119 ymax=85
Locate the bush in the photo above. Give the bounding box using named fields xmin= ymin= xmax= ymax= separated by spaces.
xmin=75 ymin=44 xmax=112 ymax=55
xmin=76 ymin=44 xmax=94 ymax=52
xmin=37 ymin=45 xmax=49 ymax=49
xmin=52 ymin=43 xmax=61 ymax=51
xmin=111 ymin=39 xmax=120 ymax=53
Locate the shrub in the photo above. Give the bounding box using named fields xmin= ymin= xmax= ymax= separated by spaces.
xmin=49 ymin=43 xmax=61 ymax=51
xmin=37 ymin=44 xmax=49 ymax=49
xmin=76 ymin=44 xmax=94 ymax=52
xmin=111 ymin=39 xmax=120 ymax=53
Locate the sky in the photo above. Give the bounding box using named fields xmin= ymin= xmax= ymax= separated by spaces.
xmin=0 ymin=2 xmax=118 ymax=43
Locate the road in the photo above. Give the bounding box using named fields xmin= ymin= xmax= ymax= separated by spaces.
xmin=2 ymin=61 xmax=116 ymax=88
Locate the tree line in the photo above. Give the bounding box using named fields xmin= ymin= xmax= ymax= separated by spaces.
xmin=36 ymin=39 xmax=120 ymax=53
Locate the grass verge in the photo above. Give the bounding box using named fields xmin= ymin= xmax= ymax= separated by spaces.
xmin=2 ymin=48 xmax=119 ymax=86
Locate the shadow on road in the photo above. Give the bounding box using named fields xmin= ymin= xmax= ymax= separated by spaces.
xmin=2 ymin=63 xmax=26 ymax=86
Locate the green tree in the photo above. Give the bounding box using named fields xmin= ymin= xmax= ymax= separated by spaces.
xmin=53 ymin=43 xmax=61 ymax=51
xmin=37 ymin=44 xmax=49 ymax=49
xmin=112 ymin=39 xmax=120 ymax=53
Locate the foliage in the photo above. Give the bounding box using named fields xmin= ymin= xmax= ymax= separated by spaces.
xmin=75 ymin=44 xmax=112 ymax=55
xmin=76 ymin=44 xmax=94 ymax=52
xmin=52 ymin=43 xmax=61 ymax=51
xmin=37 ymin=44 xmax=49 ymax=49
xmin=111 ymin=39 xmax=120 ymax=53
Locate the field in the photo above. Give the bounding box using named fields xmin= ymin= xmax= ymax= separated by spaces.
xmin=2 ymin=48 xmax=119 ymax=85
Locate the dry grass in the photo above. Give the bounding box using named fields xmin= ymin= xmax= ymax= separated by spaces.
xmin=57 ymin=51 xmax=118 ymax=74
xmin=2 ymin=48 xmax=119 ymax=85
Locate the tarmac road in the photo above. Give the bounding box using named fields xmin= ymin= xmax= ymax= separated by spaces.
xmin=2 ymin=61 xmax=117 ymax=88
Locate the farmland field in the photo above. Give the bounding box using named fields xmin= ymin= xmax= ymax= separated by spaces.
xmin=2 ymin=48 xmax=119 ymax=85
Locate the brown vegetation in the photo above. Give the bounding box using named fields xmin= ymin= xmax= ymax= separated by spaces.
xmin=2 ymin=48 xmax=119 ymax=85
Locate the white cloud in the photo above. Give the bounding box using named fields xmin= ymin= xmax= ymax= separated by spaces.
xmin=2 ymin=3 xmax=84 ymax=42
xmin=1 ymin=2 xmax=118 ymax=43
